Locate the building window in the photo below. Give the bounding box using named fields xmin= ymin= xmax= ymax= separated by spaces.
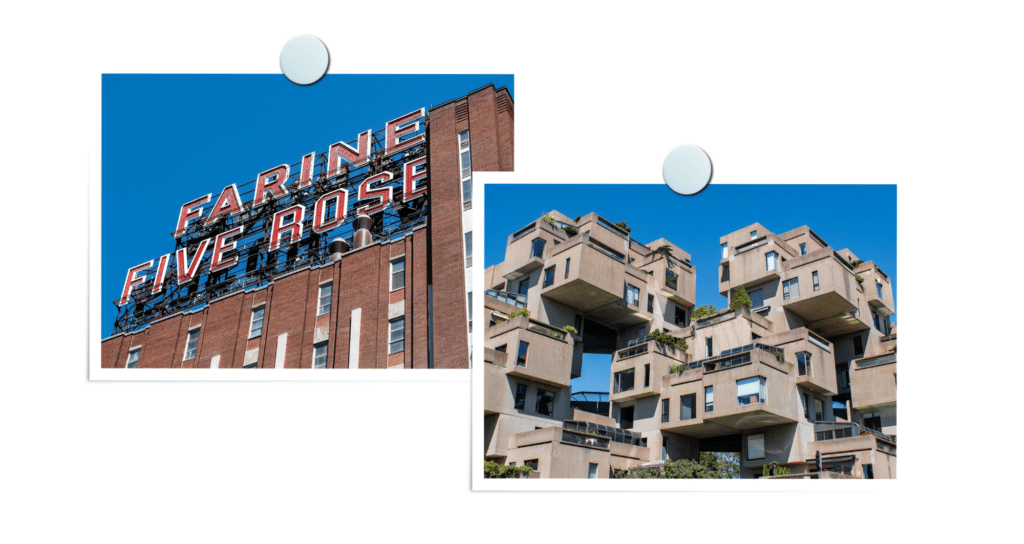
xmin=614 ymin=369 xmax=635 ymax=393
xmin=661 ymin=398 xmax=670 ymax=423
xmin=705 ymin=386 xmax=714 ymax=412
xmin=705 ymin=337 xmax=713 ymax=358
xmin=183 ymin=329 xmax=200 ymax=361
xmin=737 ymin=376 xmax=766 ymax=405
xmin=750 ymin=230 xmax=758 ymax=240
xmin=313 ymin=341 xmax=328 ymax=369
xmin=249 ymin=306 xmax=265 ymax=339
xmin=812 ymin=271 xmax=819 ymax=291
xmin=467 ymin=291 xmax=473 ymax=330
xmin=318 ymin=282 xmax=332 ymax=316
xmin=564 ymin=258 xmax=571 ymax=279
xmin=530 ymin=237 xmax=545 ymax=259
xmin=126 ymin=348 xmax=140 ymax=369
xmin=838 ymin=365 xmax=850 ymax=391
xmin=674 ymin=306 xmax=688 ymax=327
xmin=620 ymin=406 xmax=634 ymax=429
xmin=390 ymin=257 xmax=405 ymax=291
xmin=748 ymin=288 xmax=764 ymax=309
xmin=535 ymin=389 xmax=553 ymax=416
xmin=647 ymin=294 xmax=654 ymax=313
xmin=574 ymin=314 xmax=582 ymax=331
xmin=465 ymin=231 xmax=473 ymax=267
xmin=543 ymin=266 xmax=555 ymax=287
xmin=747 ymin=433 xmax=765 ymax=460
xmin=625 ymin=284 xmax=640 ymax=306
xmin=803 ymin=394 xmax=812 ymax=421
xmin=783 ymin=278 xmax=799 ymax=300
xmin=518 ymin=278 xmax=529 ymax=296
xmin=876 ymin=282 xmax=883 ymax=299
xmin=721 ymin=242 xmax=728 ymax=259
xmin=388 ymin=317 xmax=405 ymax=354
xmin=680 ymin=394 xmax=695 ymax=420
xmin=644 ymin=364 xmax=650 ymax=388
xmin=516 ymin=341 xmax=529 ymax=366
xmin=863 ymin=464 xmax=874 ymax=479
xmin=873 ymin=310 xmax=880 ymax=331
xmin=458 ymin=130 xmax=472 ymax=203
xmin=514 ymin=383 xmax=527 ymax=411
xmin=766 ymin=251 xmax=778 ymax=272
xmin=800 ymin=242 xmax=807 ymax=255
xmin=815 ymin=399 xmax=824 ymax=422
xmin=863 ymin=412 xmax=881 ymax=431
xmin=797 ymin=351 xmax=811 ymax=377
xmin=524 ymin=459 xmax=539 ymax=472
xmin=665 ymin=269 xmax=679 ymax=290
xmin=588 ymin=463 xmax=598 ymax=479
xmin=853 ymin=335 xmax=864 ymax=356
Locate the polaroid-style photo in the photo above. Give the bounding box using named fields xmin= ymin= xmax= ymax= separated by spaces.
xmin=93 ymin=74 xmax=512 ymax=378
xmin=476 ymin=183 xmax=895 ymax=484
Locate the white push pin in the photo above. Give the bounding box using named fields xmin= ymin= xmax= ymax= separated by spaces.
xmin=280 ymin=35 xmax=329 ymax=86
xmin=663 ymin=145 xmax=713 ymax=196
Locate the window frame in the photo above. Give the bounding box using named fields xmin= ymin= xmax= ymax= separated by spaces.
xmin=388 ymin=316 xmax=405 ymax=355
xmin=800 ymin=242 xmax=807 ymax=255
xmin=183 ymin=328 xmax=200 ymax=361
xmin=543 ymin=266 xmax=555 ymax=288
xmin=126 ymin=347 xmax=140 ymax=369
xmin=458 ymin=130 xmax=472 ymax=204
xmin=812 ymin=270 xmax=820 ymax=291
xmin=317 ymin=282 xmax=333 ymax=316
xmin=797 ymin=351 xmax=811 ymax=377
xmin=516 ymin=341 xmax=529 ymax=367
xmin=390 ymin=257 xmax=406 ymax=291
xmin=530 ymin=237 xmax=545 ymax=259
xmin=783 ymin=277 xmax=800 ymax=300
xmin=766 ymin=251 xmax=778 ymax=272
xmin=705 ymin=385 xmax=714 ymax=412
xmin=721 ymin=242 xmax=728 ymax=259
xmin=747 ymin=433 xmax=765 ymax=460
xmin=514 ymin=383 xmax=527 ymax=411
xmin=625 ymin=283 xmax=640 ymax=306
xmin=679 ymin=394 xmax=696 ymax=421
xmin=535 ymin=388 xmax=553 ymax=416
xmin=737 ymin=376 xmax=766 ymax=406
xmin=313 ymin=341 xmax=328 ymax=369
xmin=249 ymin=305 xmax=265 ymax=339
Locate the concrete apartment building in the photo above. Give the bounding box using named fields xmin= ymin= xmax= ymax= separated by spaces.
xmin=483 ymin=213 xmax=896 ymax=478
xmin=102 ymin=84 xmax=513 ymax=370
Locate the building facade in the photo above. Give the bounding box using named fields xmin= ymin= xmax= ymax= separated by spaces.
xmin=102 ymin=84 xmax=513 ymax=370
xmin=484 ymin=213 xmax=896 ymax=478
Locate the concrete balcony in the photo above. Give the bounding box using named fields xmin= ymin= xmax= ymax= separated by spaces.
xmin=857 ymin=263 xmax=895 ymax=317
xmin=501 ymin=218 xmax=569 ymax=280
xmin=609 ymin=339 xmax=686 ymax=403
xmin=640 ymin=254 xmax=696 ymax=308
xmin=540 ymin=234 xmax=651 ymax=329
xmin=850 ymin=352 xmax=897 ymax=410
xmin=766 ymin=327 xmax=838 ymax=396
xmin=660 ymin=345 xmax=799 ymax=437
xmin=487 ymin=315 xmax=574 ymax=389
xmin=718 ymin=234 xmax=787 ymax=294
xmin=781 ymin=249 xmax=873 ymax=337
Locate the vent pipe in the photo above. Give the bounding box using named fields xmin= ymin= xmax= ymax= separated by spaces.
xmin=328 ymin=238 xmax=350 ymax=263
xmin=352 ymin=214 xmax=373 ymax=249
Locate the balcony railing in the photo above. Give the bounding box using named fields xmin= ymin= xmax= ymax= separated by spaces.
xmin=562 ymin=421 xmax=645 ymax=447
xmin=560 ymin=429 xmax=610 ymax=450
xmin=617 ymin=343 xmax=649 ymax=360
xmin=813 ymin=421 xmax=894 ymax=443
xmin=690 ymin=343 xmax=784 ymax=370
xmin=856 ymin=353 xmax=896 ymax=369
xmin=485 ymin=289 xmax=527 ymax=308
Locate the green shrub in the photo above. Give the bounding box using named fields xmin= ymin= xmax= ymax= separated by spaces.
xmin=730 ymin=285 xmax=753 ymax=310
xmin=563 ymin=225 xmax=578 ymax=237
xmin=850 ymin=259 xmax=864 ymax=267
xmin=508 ymin=308 xmax=530 ymax=318
xmin=692 ymin=304 xmax=718 ymax=321
xmin=614 ymin=221 xmax=631 ymax=234
xmin=855 ymin=274 xmax=864 ymax=283
xmin=650 ymin=329 xmax=687 ymax=351
xmin=484 ymin=460 xmax=534 ymax=478
xmin=562 ymin=325 xmax=578 ymax=335
xmin=542 ymin=213 xmax=556 ymax=225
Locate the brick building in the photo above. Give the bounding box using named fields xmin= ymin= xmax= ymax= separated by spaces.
xmin=102 ymin=84 xmax=513 ymax=370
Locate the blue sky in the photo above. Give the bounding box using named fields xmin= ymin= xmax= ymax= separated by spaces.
xmin=483 ymin=183 xmax=896 ymax=393
xmin=102 ymin=74 xmax=513 ymax=336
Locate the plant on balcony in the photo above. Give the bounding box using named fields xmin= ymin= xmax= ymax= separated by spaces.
xmin=669 ymin=364 xmax=686 ymax=374
xmin=889 ymin=343 xmax=896 ymax=353
xmin=855 ymin=274 xmax=864 ymax=284
xmin=507 ymin=308 xmax=530 ymax=319
xmin=562 ymin=225 xmax=578 ymax=237
xmin=614 ymin=221 xmax=631 ymax=234
xmin=542 ymin=213 xmax=556 ymax=226
xmin=851 ymin=259 xmax=864 ymax=267
xmin=484 ymin=460 xmax=534 ymax=478
xmin=762 ymin=463 xmax=791 ymax=477
xmin=774 ymin=352 xmax=784 ymax=363
xmin=692 ymin=305 xmax=718 ymax=323
xmin=729 ymin=285 xmax=753 ymax=310
xmin=562 ymin=325 xmax=578 ymax=335
xmin=650 ymin=329 xmax=687 ymax=351
xmin=614 ymin=453 xmax=739 ymax=479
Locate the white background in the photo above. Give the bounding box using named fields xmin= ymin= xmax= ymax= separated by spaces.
xmin=2 ymin=1 xmax=1021 ymax=541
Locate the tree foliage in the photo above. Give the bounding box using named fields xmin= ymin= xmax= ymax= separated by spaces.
xmin=614 ymin=221 xmax=631 ymax=234
xmin=484 ymin=460 xmax=534 ymax=478
xmin=614 ymin=453 xmax=740 ymax=479
xmin=730 ymin=285 xmax=753 ymax=310
xmin=691 ymin=304 xmax=718 ymax=321
xmin=650 ymin=329 xmax=687 ymax=350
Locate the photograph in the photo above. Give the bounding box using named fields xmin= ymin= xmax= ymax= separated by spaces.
xmin=481 ymin=183 xmax=895 ymax=480
xmin=96 ymin=74 xmax=512 ymax=374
